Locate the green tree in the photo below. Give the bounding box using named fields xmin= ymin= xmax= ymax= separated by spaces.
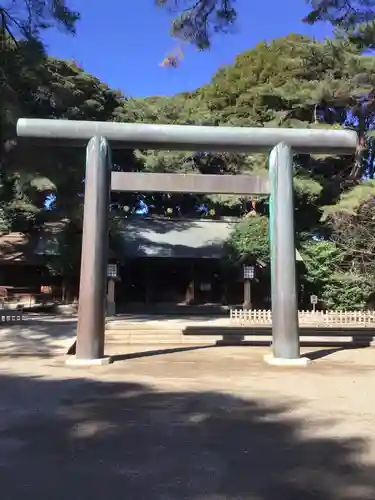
xmin=322 ymin=184 xmax=375 ymax=281
xmin=157 ymin=1 xmax=375 ymax=50
xmin=1 ymin=45 xmax=128 ymax=230
xmin=224 ymin=215 xmax=270 ymax=265
xmin=129 ymin=34 xmax=375 ymax=213
xmin=0 ymin=34 xmax=131 ymax=288
xmin=156 ymin=0 xmax=236 ymax=49
xmin=303 ymin=0 xmax=375 ymax=50
xmin=0 ymin=0 xmax=80 ymax=232
xmin=4 ymin=24 xmax=375 ymax=308
xmin=0 ymin=1 xmax=79 ymax=42
xmin=301 ymin=240 xmax=371 ymax=310
xmin=179 ymin=36 xmax=375 ymax=229
xmin=152 ymin=33 xmax=375 ymax=307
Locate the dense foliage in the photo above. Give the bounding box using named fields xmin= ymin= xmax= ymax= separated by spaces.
xmin=156 ymin=1 xmax=374 ymax=50
xmin=303 ymin=0 xmax=375 ymax=50
xmin=0 ymin=0 xmax=79 ymax=42
xmin=156 ymin=0 xmax=237 ymax=49
xmin=2 ymin=0 xmax=375 ymax=308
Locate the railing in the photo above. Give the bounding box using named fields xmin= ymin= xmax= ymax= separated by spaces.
xmin=230 ymin=309 xmax=375 ymax=327
xmin=0 ymin=307 xmax=23 ymax=323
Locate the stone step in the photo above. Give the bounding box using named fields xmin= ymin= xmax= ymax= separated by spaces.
xmin=105 ymin=323 xmax=375 ymax=346
xmin=106 ymin=328 xmax=257 ymax=345
xmin=106 ymin=326 xmax=185 ymax=332
xmin=105 ymin=332 xmax=365 ymax=346
xmin=106 ymin=323 xmax=211 ymax=331
xmin=106 ymin=334 xmax=223 ymax=344
xmin=107 ymin=338 xmax=218 ymax=345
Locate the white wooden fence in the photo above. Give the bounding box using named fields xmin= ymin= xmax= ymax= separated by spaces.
xmin=230 ymin=309 xmax=375 ymax=327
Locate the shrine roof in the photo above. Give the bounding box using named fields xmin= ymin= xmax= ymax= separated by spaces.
xmin=113 ymin=217 xmax=303 ymax=262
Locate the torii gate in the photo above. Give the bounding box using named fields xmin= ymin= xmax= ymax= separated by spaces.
xmin=16 ymin=119 xmax=357 ymax=367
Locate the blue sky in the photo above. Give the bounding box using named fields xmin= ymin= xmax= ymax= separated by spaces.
xmin=42 ymin=0 xmax=332 ymax=98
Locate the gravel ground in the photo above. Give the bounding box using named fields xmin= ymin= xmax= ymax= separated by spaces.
xmin=0 ymin=337 xmax=375 ymax=500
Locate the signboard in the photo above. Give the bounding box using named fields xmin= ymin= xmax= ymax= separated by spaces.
xmin=310 ymin=294 xmax=318 ymax=312
xmin=310 ymin=295 xmax=318 ymax=305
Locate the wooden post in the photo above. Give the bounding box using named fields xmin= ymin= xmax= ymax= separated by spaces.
xmin=184 ymin=263 xmax=195 ymax=304
xmin=243 ymin=279 xmax=251 ymax=309
xmin=107 ymin=278 xmax=116 ymax=316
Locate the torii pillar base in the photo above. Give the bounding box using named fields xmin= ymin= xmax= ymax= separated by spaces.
xmin=66 ymin=356 xmax=113 ymax=367
xmin=264 ymin=353 xmax=310 ymax=367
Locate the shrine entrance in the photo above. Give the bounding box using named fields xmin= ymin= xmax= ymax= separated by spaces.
xmin=16 ymin=118 xmax=357 ymax=366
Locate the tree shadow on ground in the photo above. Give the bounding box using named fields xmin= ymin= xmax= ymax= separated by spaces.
xmin=0 ymin=316 xmax=77 ymax=357
xmin=111 ymin=344 xmax=215 ymax=362
xmin=0 ymin=372 xmax=374 ymax=500
xmin=303 ymin=345 xmax=369 ymax=361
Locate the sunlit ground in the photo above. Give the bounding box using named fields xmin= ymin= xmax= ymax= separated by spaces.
xmin=0 ymin=337 xmax=375 ymax=499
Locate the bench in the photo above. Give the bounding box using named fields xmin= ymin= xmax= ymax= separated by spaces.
xmin=183 ymin=325 xmax=375 ymax=348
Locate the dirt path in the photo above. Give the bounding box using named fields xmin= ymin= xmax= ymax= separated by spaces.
xmin=0 ymin=341 xmax=375 ymax=499
xmin=0 ymin=314 xmax=234 ymax=354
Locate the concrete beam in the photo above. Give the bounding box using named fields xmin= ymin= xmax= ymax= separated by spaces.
xmin=17 ymin=119 xmax=358 ymax=154
xmin=111 ymin=172 xmax=270 ymax=195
